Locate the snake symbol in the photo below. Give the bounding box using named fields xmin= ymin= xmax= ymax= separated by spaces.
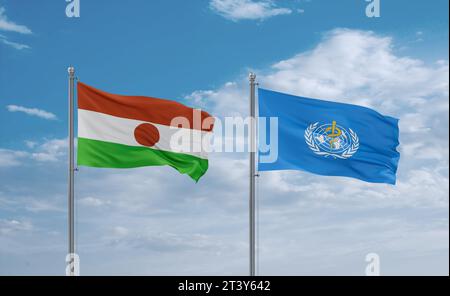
xmin=325 ymin=120 xmax=342 ymax=149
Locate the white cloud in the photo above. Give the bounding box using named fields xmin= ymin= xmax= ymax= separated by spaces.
xmin=0 ymin=149 xmax=28 ymax=167
xmin=210 ymin=0 xmax=291 ymax=21
xmin=24 ymin=141 xmax=37 ymax=149
xmin=186 ymin=81 xmax=247 ymax=116
xmin=6 ymin=105 xmax=57 ymax=120
xmin=0 ymin=138 xmax=67 ymax=167
xmin=0 ymin=35 xmax=30 ymax=50
xmin=0 ymin=6 xmax=32 ymax=50
xmin=0 ymin=7 xmax=32 ymax=34
xmin=25 ymin=198 xmax=65 ymax=213
xmin=79 ymin=196 xmax=109 ymax=207
xmin=0 ymin=219 xmax=32 ymax=235
xmin=30 ymin=138 xmax=68 ymax=162
xmin=107 ymin=228 xmax=225 ymax=253
xmin=112 ymin=226 xmax=129 ymax=237
xmin=261 ymin=29 xmax=448 ymax=110
xmin=415 ymin=31 xmax=424 ymax=42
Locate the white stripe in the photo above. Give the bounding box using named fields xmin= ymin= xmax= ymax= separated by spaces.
xmin=78 ymin=109 xmax=211 ymax=159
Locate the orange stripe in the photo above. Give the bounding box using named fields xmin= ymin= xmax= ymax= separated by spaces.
xmin=77 ymin=82 xmax=214 ymax=132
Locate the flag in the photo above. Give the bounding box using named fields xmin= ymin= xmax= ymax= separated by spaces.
xmin=77 ymin=82 xmax=214 ymax=181
xmin=258 ymin=88 xmax=400 ymax=184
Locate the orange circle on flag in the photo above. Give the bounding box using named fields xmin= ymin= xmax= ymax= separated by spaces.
xmin=134 ymin=123 xmax=160 ymax=147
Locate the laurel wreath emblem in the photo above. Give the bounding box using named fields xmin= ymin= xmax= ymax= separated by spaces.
xmin=304 ymin=122 xmax=359 ymax=159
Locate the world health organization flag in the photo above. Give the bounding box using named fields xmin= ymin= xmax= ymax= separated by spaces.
xmin=258 ymin=88 xmax=400 ymax=184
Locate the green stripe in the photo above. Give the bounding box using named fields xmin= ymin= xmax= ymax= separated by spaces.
xmin=77 ymin=137 xmax=208 ymax=182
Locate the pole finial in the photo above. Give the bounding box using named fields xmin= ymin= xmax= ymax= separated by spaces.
xmin=249 ymin=72 xmax=256 ymax=82
xmin=68 ymin=66 xmax=75 ymax=76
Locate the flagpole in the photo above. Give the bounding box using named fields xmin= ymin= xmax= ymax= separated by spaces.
xmin=67 ymin=66 xmax=75 ymax=276
xmin=249 ymin=72 xmax=256 ymax=276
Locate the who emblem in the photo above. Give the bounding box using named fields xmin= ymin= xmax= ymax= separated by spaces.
xmin=304 ymin=120 xmax=359 ymax=159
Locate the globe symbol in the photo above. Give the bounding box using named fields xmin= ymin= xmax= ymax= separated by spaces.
xmin=312 ymin=121 xmax=352 ymax=154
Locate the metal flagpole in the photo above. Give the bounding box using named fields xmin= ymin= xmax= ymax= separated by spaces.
xmin=249 ymin=72 xmax=256 ymax=276
xmin=68 ymin=66 xmax=75 ymax=276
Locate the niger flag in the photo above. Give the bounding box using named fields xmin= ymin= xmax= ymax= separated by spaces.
xmin=76 ymin=82 xmax=214 ymax=181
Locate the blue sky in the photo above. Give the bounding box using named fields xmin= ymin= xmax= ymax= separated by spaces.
xmin=0 ymin=0 xmax=449 ymax=275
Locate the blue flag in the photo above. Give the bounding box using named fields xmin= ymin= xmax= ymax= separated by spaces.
xmin=258 ymin=88 xmax=400 ymax=184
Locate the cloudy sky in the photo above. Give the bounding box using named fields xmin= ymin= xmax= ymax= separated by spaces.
xmin=0 ymin=0 xmax=448 ymax=275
